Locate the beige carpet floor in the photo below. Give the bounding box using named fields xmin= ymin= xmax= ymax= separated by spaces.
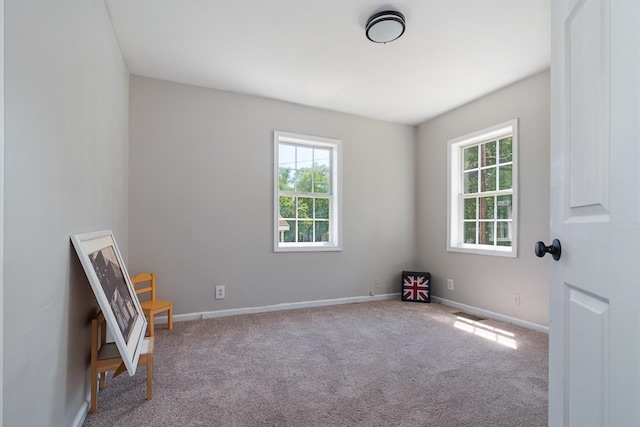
xmin=83 ymin=300 xmax=548 ymax=426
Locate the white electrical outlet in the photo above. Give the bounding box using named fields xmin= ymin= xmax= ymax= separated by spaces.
xmin=513 ymin=293 xmax=520 ymax=306
xmin=447 ymin=279 xmax=454 ymax=291
xmin=215 ymin=285 xmax=225 ymax=300
xmin=374 ymin=279 xmax=380 ymax=289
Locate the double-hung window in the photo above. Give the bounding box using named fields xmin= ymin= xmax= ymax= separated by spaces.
xmin=447 ymin=120 xmax=518 ymax=257
xmin=274 ymin=131 xmax=342 ymax=252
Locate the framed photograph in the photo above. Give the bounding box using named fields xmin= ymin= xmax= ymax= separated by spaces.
xmin=71 ymin=230 xmax=147 ymax=375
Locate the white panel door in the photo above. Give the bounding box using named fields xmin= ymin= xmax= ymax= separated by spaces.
xmin=549 ymin=0 xmax=640 ymax=426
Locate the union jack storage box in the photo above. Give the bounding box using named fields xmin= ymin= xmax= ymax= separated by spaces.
xmin=401 ymin=271 xmax=431 ymax=303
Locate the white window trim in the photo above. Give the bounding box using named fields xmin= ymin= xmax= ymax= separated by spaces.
xmin=274 ymin=131 xmax=343 ymax=252
xmin=447 ymin=119 xmax=518 ymax=258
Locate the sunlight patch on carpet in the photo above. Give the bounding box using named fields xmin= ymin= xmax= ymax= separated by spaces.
xmin=453 ymin=315 xmax=518 ymax=349
xmin=451 ymin=311 xmax=485 ymax=322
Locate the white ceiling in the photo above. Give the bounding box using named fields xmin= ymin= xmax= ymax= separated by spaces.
xmin=105 ymin=0 xmax=550 ymax=126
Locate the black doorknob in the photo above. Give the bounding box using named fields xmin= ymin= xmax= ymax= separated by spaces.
xmin=535 ymin=239 xmax=561 ymax=261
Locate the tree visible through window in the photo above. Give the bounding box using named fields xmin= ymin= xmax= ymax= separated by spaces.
xmin=274 ymin=131 xmax=341 ymax=252
xmin=448 ymin=120 xmax=518 ymax=257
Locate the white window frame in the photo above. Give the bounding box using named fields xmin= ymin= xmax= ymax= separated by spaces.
xmin=447 ymin=119 xmax=518 ymax=257
xmin=274 ymin=131 xmax=342 ymax=252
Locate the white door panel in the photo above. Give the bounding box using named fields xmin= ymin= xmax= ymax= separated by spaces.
xmin=549 ymin=0 xmax=640 ymax=426
xmin=566 ymin=0 xmax=610 ymax=218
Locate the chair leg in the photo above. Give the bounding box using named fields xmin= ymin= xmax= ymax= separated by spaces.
xmin=168 ymin=306 xmax=173 ymax=330
xmin=148 ymin=313 xmax=155 ymax=337
xmin=91 ymin=372 xmax=98 ymax=413
xmin=146 ymin=353 xmax=153 ymax=400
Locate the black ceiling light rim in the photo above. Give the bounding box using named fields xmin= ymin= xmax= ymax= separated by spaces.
xmin=365 ymin=10 xmax=406 ymax=44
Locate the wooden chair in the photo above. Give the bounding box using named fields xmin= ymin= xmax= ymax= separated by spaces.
xmin=90 ymin=311 xmax=154 ymax=413
xmin=131 ymin=272 xmax=173 ymax=337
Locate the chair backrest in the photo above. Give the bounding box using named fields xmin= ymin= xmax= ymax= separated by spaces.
xmin=131 ymin=273 xmax=156 ymax=301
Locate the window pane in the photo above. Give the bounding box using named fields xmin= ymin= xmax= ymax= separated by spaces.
xmin=499 ymin=137 xmax=512 ymax=163
xmin=314 ymin=148 xmax=330 ymax=168
xmin=478 ymin=222 xmax=494 ymax=245
xmin=297 ymin=146 xmax=313 ymax=170
xmin=499 ymin=164 xmax=512 ymax=190
xmin=315 ymin=221 xmax=329 ymax=242
xmin=279 ymin=196 xmax=295 ymax=218
xmin=481 ymin=167 xmax=496 ymax=192
xmin=296 ymin=169 xmax=313 ymax=193
xmin=463 ymin=171 xmax=478 ymax=194
xmin=313 ymin=168 xmax=330 ymax=193
xmin=297 ymin=197 xmax=312 ymax=219
xmin=479 ymin=197 xmax=494 ymax=219
xmin=278 ymin=144 xmax=296 ymax=169
xmin=314 ymin=148 xmax=331 ymax=193
xmin=497 ymin=222 xmax=512 ymax=246
xmin=464 ymin=146 xmax=478 ymax=170
xmin=282 ymin=220 xmax=295 ymax=242
xmin=464 ymin=222 xmax=476 ymax=244
xmin=463 ymin=198 xmax=476 ymax=220
xmin=497 ymin=195 xmax=512 ymax=219
xmin=315 ymin=198 xmax=329 ymax=219
xmin=481 ymin=140 xmax=496 ymax=166
xmin=278 ymin=167 xmax=295 ymax=191
xmin=298 ymin=220 xmax=313 ymax=242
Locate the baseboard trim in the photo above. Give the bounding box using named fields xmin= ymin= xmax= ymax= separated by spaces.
xmin=153 ymin=293 xmax=401 ymax=324
xmin=150 ymin=293 xmax=548 ymax=334
xmin=431 ymin=296 xmax=549 ymax=334
xmin=71 ymin=398 xmax=88 ymax=427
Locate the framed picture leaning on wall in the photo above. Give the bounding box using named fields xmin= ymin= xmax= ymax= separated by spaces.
xmin=71 ymin=230 xmax=147 ymax=375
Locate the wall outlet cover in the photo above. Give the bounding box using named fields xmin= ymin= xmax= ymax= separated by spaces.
xmin=215 ymin=285 xmax=225 ymax=299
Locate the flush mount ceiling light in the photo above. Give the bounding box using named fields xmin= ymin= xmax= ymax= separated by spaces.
xmin=365 ymin=10 xmax=406 ymax=44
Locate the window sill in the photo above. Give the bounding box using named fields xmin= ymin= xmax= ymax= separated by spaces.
xmin=275 ymin=243 xmax=342 ymax=253
xmin=447 ymin=244 xmax=517 ymax=258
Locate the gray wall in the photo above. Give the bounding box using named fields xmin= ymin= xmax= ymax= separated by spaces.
xmin=129 ymin=76 xmax=417 ymax=315
xmin=4 ymin=1 xmax=129 ymax=425
xmin=417 ymin=70 xmax=550 ymax=326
